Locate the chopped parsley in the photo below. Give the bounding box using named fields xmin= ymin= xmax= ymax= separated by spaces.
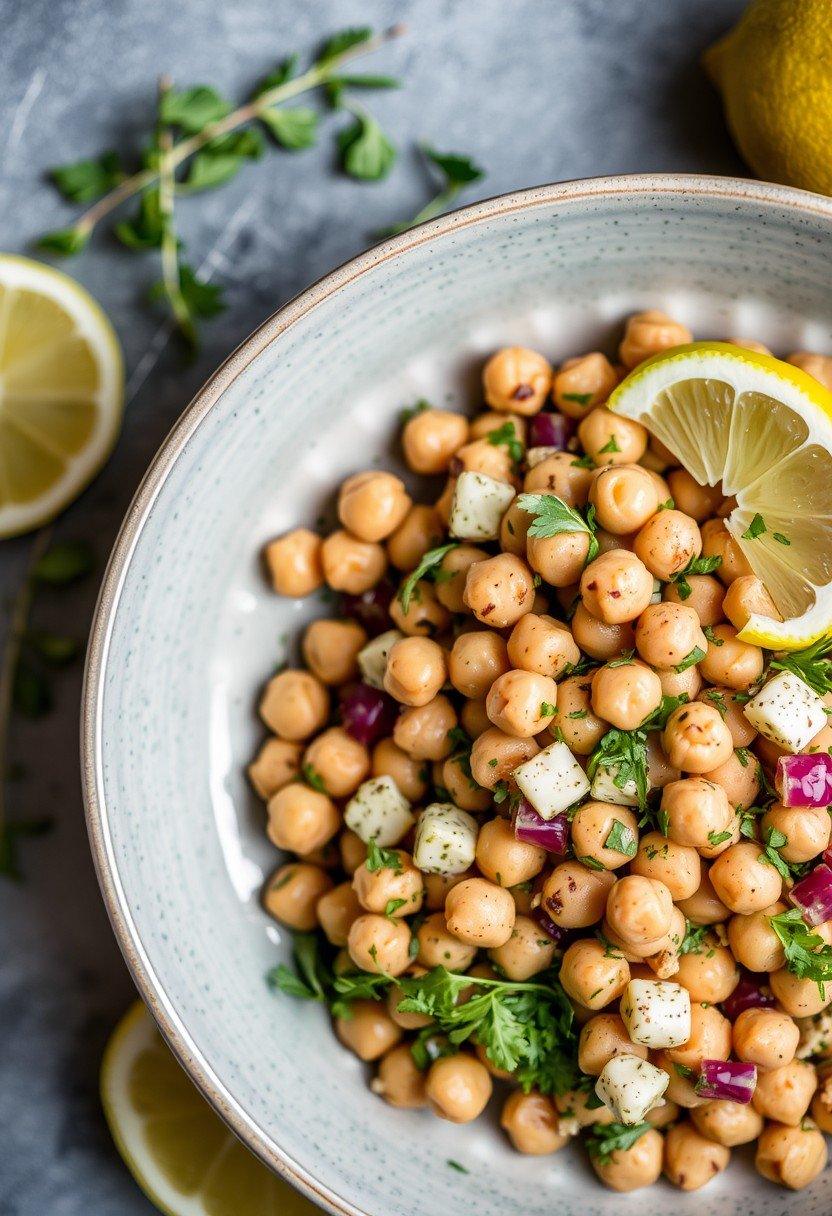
xmin=302 ymin=762 xmax=327 ymax=792
xmin=384 ymin=898 xmax=407 ymax=918
xmin=680 ymin=920 xmax=708 ymax=955
xmin=742 ymin=513 xmax=767 ymax=540
xmin=585 ymin=1121 xmax=652 ymax=1164
xmin=703 ymin=625 xmax=724 ymax=646
xmin=515 ymin=493 xmax=599 ymax=561
xmin=540 ymin=701 xmax=557 ymax=717
xmin=398 ymin=541 xmax=460 ymax=613
xmin=597 ymin=435 xmax=621 ymax=455
xmin=604 ymin=819 xmax=638 ymax=857
xmin=671 ymin=554 xmax=722 ymax=601
xmin=562 ymin=391 xmax=593 ymax=408
xmin=770 ymin=635 xmax=832 ymax=696
xmin=487 ymin=420 xmax=524 ymax=465
xmin=770 ymin=908 xmax=832 ymax=995
xmin=365 ymin=838 xmax=404 ymax=873
xmin=674 ymin=645 xmax=706 ymax=673
xmin=401 ymin=398 xmax=431 ymax=425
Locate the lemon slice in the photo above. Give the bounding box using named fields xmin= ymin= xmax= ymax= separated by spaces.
xmin=101 ymin=1001 xmax=319 ymax=1216
xmin=608 ymin=341 xmax=832 ymax=650
xmin=0 ymin=254 xmax=123 ymax=538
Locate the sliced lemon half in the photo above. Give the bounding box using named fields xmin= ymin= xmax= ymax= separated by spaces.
xmin=0 ymin=254 xmax=123 ymax=537
xmin=101 ymin=1001 xmax=319 ymax=1216
xmin=608 ymin=341 xmax=832 ymax=650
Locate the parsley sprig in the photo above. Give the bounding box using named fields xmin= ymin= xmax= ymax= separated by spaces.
xmin=381 ymin=145 xmax=485 ymax=235
xmin=588 ymin=695 xmax=688 ymax=812
xmin=516 ymin=493 xmax=599 ymax=561
xmin=397 ymin=542 xmax=459 ymax=613
xmin=585 ymin=1121 xmax=652 ymax=1164
xmin=770 ymin=635 xmax=832 ymax=696
xmin=770 ymin=908 xmax=832 ymax=995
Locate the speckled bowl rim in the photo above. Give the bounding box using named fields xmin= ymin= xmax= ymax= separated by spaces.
xmin=81 ymin=173 xmax=832 ymax=1216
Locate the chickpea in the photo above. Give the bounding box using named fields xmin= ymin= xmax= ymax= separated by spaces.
xmin=633 ymin=509 xmax=701 ymax=581
xmin=347 ymin=913 xmax=412 ymax=976
xmin=591 ymin=660 xmax=662 ymax=731
xmin=727 ymin=902 xmax=786 ymax=972
xmin=491 ymin=916 xmax=557 ymax=981
xmin=570 ymin=609 xmax=631 ymax=668
xmin=483 ymin=346 xmax=553 ymax=415
xmin=426 ymin=1052 xmax=493 ymax=1123
xmin=578 ymin=408 xmax=648 ymax=467
xmin=580 ymin=550 xmax=654 ymax=625
xmin=756 ymin=1119 xmax=828 ymax=1190
xmin=700 ymin=518 xmax=752 ymax=585
xmin=303 ymin=727 xmax=370 ymax=799
xmin=659 ymin=777 xmax=730 ymax=849
xmin=523 ymin=450 xmax=593 ymax=504
xmin=591 ymin=1127 xmax=664 ymax=1192
xmin=485 ymin=669 xmax=558 ymax=738
xmin=264 ymin=528 xmax=323 ymax=597
xmin=701 ymin=686 xmax=757 ymax=748
xmin=676 ymin=867 xmax=730 ymax=925
xmin=645 ymin=733 xmax=681 ymax=790
xmin=653 ymin=1050 xmax=707 ymax=1109
xmin=470 ymin=726 xmax=539 ymax=788
xmin=463 ymin=553 xmax=535 ymax=629
xmin=762 ymin=804 xmax=831 ymax=864
xmin=770 ymin=968 xmax=832 ymax=1018
xmin=665 ymin=469 xmax=723 ymax=523
xmin=697 ymin=623 xmax=764 ymax=690
xmin=675 ymin=939 xmax=739 ymax=1004
xmin=579 ymin=1013 xmax=648 ymax=1075
xmin=316 ymin=881 xmax=363 ymax=947
xmin=662 ymin=703 xmax=733 ymax=774
xmin=753 ymin=1059 xmax=817 ymax=1126
xmin=619 ymin=309 xmax=693 ymax=369
xmin=691 ymin=1099 xmax=763 ymax=1147
xmin=506 ymin=614 xmax=578 ymax=679
xmin=320 ymin=529 xmax=387 ymax=594
xmin=265 ymin=782 xmax=338 ymax=853
xmin=560 ymin=938 xmax=630 ymax=1009
xmin=434 ymin=477 xmax=455 ymax=525
xmin=382 ymin=636 xmax=446 ymax=708
xmin=259 ymin=669 xmax=329 ymax=741
xmin=631 ymin=833 xmax=700 ymax=901
xmin=372 ymin=1043 xmax=428 ymax=1108
xmin=448 ymin=631 xmax=510 ymax=701
xmin=589 ymin=464 xmax=660 ymax=534
xmin=540 ymin=861 xmax=615 ymax=930
xmin=338 ymin=829 xmax=367 ymax=877
xmin=385 ymin=965 xmax=432 ymax=1029
xmin=389 ymin=579 xmax=451 ymax=637
xmin=475 ymin=816 xmax=546 ymax=887
xmin=423 ymin=871 xmax=472 ymax=912
xmin=788 ymin=349 xmax=832 ymax=389
xmin=451 ymin=437 xmax=516 ymax=485
xmin=555 ymin=1086 xmax=617 ymax=1129
xmin=386 ymin=504 xmax=444 ymax=571
xmin=709 ymin=841 xmax=783 ymax=915
xmin=646 ymin=1100 xmax=681 ymax=1129
xmin=811 ymin=1087 xmax=832 ymax=1133
xmin=262 ymin=862 xmax=332 ymax=931
xmin=553 ymin=352 xmax=619 ymax=418
xmin=499 ymin=498 xmax=532 ymax=555
xmin=402 ymin=408 xmax=469 ymax=475
xmin=370 ymin=739 xmax=425 ymax=803
xmin=663 ymin=1121 xmax=730 ymax=1191
xmin=666 ymin=1002 xmax=732 ymax=1070
xmin=248 ymin=736 xmax=302 ymax=800
xmin=440 ymin=754 xmax=492 ymax=812
xmin=416 ymin=911 xmax=477 ymax=970
xmin=702 ymin=748 xmax=760 ymax=810
xmin=302 ymin=618 xmax=366 ymax=687
xmin=635 ymin=603 xmax=706 ymax=672
xmin=526 ymin=529 xmax=591 ymax=587
xmin=722 ymin=575 xmax=781 ymax=632
xmin=434 ymin=544 xmax=489 ymax=613
xmin=500 ymin=1090 xmax=567 ymax=1154
xmin=335 ymin=999 xmax=402 ymax=1061
xmin=461 ymin=696 xmax=491 ymax=739
xmin=643 ymin=903 xmax=687 ymax=976
xmin=352 ymin=851 xmax=424 ymax=920
xmin=732 ymin=1007 xmax=799 ymax=1071
xmin=444 ymin=877 xmax=515 ymax=948
xmin=337 ymin=471 xmax=411 ymax=543
xmin=656 ymin=666 xmax=702 ymax=704
xmin=663 ymin=573 xmax=725 ymax=626
xmin=393 ymin=695 xmax=457 ymax=761
xmin=606 ymin=876 xmax=673 ymax=948
xmin=550 ymin=675 xmax=607 ymax=754
xmin=569 ymin=803 xmax=638 ymax=872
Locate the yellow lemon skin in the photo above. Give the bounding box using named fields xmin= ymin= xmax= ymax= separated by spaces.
xmin=704 ymin=0 xmax=832 ymax=196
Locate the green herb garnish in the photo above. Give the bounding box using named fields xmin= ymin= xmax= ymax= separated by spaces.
xmin=742 ymin=513 xmax=767 ymax=540
xmin=381 ymin=145 xmax=485 ymax=235
xmin=516 ymin=493 xmax=599 ymax=561
xmin=398 ymin=542 xmax=459 ymax=613
xmin=585 ymin=1121 xmax=652 ymax=1164
xmin=365 ymin=839 xmax=404 ymax=873
xmin=604 ymin=819 xmax=638 ymax=857
xmin=770 ymin=908 xmax=832 ymax=995
xmin=770 ymin=635 xmax=832 ymax=696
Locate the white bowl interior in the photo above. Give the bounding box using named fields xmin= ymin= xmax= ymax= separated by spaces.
xmin=88 ymin=179 xmax=832 ymax=1216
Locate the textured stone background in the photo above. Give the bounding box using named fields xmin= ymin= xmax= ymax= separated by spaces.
xmin=0 ymin=0 xmax=745 ymax=1209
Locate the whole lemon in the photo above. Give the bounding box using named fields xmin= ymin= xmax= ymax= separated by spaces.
xmin=704 ymin=0 xmax=832 ymax=195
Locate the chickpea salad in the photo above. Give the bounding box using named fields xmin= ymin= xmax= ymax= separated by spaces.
xmin=253 ymin=311 xmax=832 ymax=1195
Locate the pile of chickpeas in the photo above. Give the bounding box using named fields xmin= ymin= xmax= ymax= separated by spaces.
xmin=251 ymin=310 xmax=832 ymax=1193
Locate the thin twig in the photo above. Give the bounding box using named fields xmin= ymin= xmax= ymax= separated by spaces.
xmin=156 ymin=76 xmax=194 ymax=343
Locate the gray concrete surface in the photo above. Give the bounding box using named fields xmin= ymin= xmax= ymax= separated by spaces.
xmin=0 ymin=0 xmax=745 ymax=1210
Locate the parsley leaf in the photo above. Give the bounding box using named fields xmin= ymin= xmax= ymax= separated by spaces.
xmin=487 ymin=421 xmax=524 ymax=465
xmin=516 ymin=493 xmax=599 ymax=561
xmin=266 ymin=932 xmax=333 ymax=1001
xmin=670 ymin=554 xmax=722 ymax=601
xmin=365 ymin=839 xmax=404 ymax=873
xmin=400 ymin=399 xmax=431 ymax=425
xmin=703 ymin=625 xmax=724 ymax=646
xmin=585 ymin=1121 xmax=652 ymax=1164
xmin=742 ymin=513 xmax=767 ymax=540
xmin=384 ymin=898 xmax=408 ymax=918
xmin=317 ymin=27 xmax=373 ymax=64
xmin=561 ymin=391 xmax=593 ymax=408
xmin=588 ymin=729 xmax=649 ymax=810
xmin=380 ymin=145 xmax=485 ymax=235
xmin=674 ymin=645 xmax=706 ymax=673
xmin=302 ymin=762 xmax=327 ymax=793
xmin=604 ymin=819 xmax=638 ymax=857
xmin=598 ymin=436 xmax=621 ymax=455
xmin=680 ymin=920 xmax=708 ymax=955
xmin=338 ymin=109 xmax=396 ymax=180
xmin=770 ymin=909 xmax=832 ymax=995
xmin=49 ymin=151 xmax=124 ymax=203
xmin=259 ymin=107 xmax=318 ymax=150
xmin=770 ymin=635 xmax=832 ymax=696
xmin=398 ymin=542 xmax=459 ymax=613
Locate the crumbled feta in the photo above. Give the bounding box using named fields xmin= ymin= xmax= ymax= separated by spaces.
xmin=344 ymin=776 xmax=414 ymax=846
xmin=449 ymin=471 xmax=516 ymax=541
xmin=513 ymin=740 xmax=590 ymax=820
xmin=742 ymin=669 xmax=827 ymax=752
xmin=595 ymin=1054 xmax=670 ymax=1124
xmin=412 ymin=802 xmax=478 ymax=874
xmin=620 ymin=979 xmax=691 ymax=1048
xmin=358 ymin=629 xmax=403 ymax=690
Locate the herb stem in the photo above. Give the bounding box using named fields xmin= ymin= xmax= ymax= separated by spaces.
xmin=156 ymin=77 xmax=194 ymax=343
xmin=71 ymin=25 xmax=404 ymax=240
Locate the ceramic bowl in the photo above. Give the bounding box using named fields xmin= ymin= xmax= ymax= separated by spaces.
xmin=83 ymin=175 xmax=832 ymax=1216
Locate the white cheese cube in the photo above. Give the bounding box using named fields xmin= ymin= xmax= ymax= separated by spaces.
xmin=358 ymin=629 xmax=403 ymax=690
xmin=796 ymin=1008 xmax=832 ymax=1060
xmin=449 ymin=471 xmax=515 ymax=541
xmin=513 ymin=741 xmax=590 ymax=820
xmin=595 ymin=1055 xmax=669 ymax=1125
xmin=412 ymin=802 xmax=478 ymax=875
xmin=344 ymin=776 xmax=414 ymax=846
xmin=619 ymin=979 xmax=691 ymax=1048
xmin=742 ymin=669 xmax=827 ymax=752
xmin=590 ymin=763 xmax=640 ymax=806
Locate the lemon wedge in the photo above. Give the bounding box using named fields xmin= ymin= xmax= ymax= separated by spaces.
xmin=608 ymin=341 xmax=832 ymax=650
xmin=101 ymin=1001 xmax=319 ymax=1216
xmin=0 ymin=254 xmax=123 ymax=538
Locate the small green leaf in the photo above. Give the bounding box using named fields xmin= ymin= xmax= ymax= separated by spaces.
xmin=516 ymin=493 xmax=598 ymax=561
xmin=37 ymin=226 xmax=90 ymax=256
xmin=49 ymin=150 xmax=123 ymax=203
xmin=160 ymin=85 xmax=231 ymax=133
xmin=742 ymin=513 xmax=767 ymax=540
xmin=772 ymin=532 xmax=791 ymax=546
xmin=366 ymin=839 xmax=403 ymax=873
xmin=384 ymin=898 xmax=407 ymax=919
xmin=251 ymin=56 xmax=299 ymax=99
xmin=338 ymin=112 xmax=396 ymax=180
xmin=604 ymin=819 xmax=637 ymax=857
xmin=562 ymin=392 xmax=593 ymax=407
xmin=598 ymin=435 xmax=620 ymax=455
xmin=674 ymin=645 xmax=706 ymax=673
xmin=398 ymin=542 xmax=459 ymax=613
xmin=423 ymin=147 xmax=485 ymax=186
xmin=180 ymin=130 xmax=265 ymax=193
xmin=114 ymin=189 xmax=165 ymax=250
xmin=260 ymin=107 xmax=318 ymax=150
xmin=446 ymin=1160 xmax=469 ymax=1174
xmin=317 ymin=27 xmax=373 ymax=64
xmin=302 ymin=762 xmax=327 ymax=793
xmin=33 ymin=541 xmax=94 ymax=584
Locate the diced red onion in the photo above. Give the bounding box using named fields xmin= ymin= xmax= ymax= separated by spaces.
xmin=339 ymin=683 xmax=397 ymax=746
xmin=722 ymin=975 xmax=776 ymax=1020
xmin=788 ymin=863 xmax=832 ymax=927
xmin=775 ymin=753 xmax=832 ymax=808
xmin=694 ymin=1059 xmax=757 ymax=1103
xmin=513 ymin=799 xmax=569 ymax=853
xmin=532 ymin=905 xmax=566 ymax=943
xmin=528 ymin=412 xmax=574 ymax=451
xmin=341 ymin=578 xmax=395 ymax=637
